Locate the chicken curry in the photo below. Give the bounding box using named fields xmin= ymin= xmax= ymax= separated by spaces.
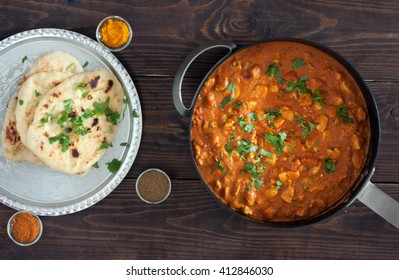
xmin=191 ymin=41 xmax=370 ymax=222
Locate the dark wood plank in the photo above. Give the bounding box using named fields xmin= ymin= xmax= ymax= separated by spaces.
xmin=0 ymin=0 xmax=398 ymax=81
xmin=0 ymin=180 xmax=397 ymax=259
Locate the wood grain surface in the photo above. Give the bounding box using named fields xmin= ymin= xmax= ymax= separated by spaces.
xmin=0 ymin=0 xmax=398 ymax=260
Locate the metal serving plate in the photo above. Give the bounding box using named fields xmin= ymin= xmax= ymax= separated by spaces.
xmin=0 ymin=28 xmax=142 ymax=216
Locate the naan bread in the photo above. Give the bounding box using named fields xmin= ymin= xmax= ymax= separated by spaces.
xmin=15 ymin=72 xmax=73 ymax=146
xmin=1 ymin=51 xmax=83 ymax=164
xmin=1 ymin=92 xmax=44 ymax=165
xmin=27 ymin=69 xmax=123 ymax=174
xmin=24 ymin=51 xmax=83 ymax=77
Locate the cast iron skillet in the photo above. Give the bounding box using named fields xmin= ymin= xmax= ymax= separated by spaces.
xmin=173 ymin=39 xmax=399 ymax=228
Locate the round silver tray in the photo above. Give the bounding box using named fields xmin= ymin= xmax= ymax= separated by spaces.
xmin=0 ymin=28 xmax=142 ymax=216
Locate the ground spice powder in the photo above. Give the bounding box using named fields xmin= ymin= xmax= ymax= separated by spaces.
xmin=100 ymin=18 xmax=130 ymax=48
xmin=12 ymin=212 xmax=40 ymax=244
xmin=137 ymin=170 xmax=170 ymax=203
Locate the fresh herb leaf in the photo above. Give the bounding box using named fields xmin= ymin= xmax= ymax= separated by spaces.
xmin=224 ymin=133 xmax=236 ymax=157
xmin=258 ymin=148 xmax=273 ymax=159
xmin=337 ymin=107 xmax=354 ymax=124
xmin=66 ymin=63 xmax=74 ymax=70
xmin=132 ymin=109 xmax=139 ymax=118
xmin=266 ymin=63 xmax=281 ymax=77
xmin=22 ymin=56 xmax=28 ymax=63
xmin=82 ymin=91 xmax=89 ymax=98
xmin=241 ymin=162 xmax=266 ymax=189
xmin=99 ymin=141 xmax=111 ymax=150
xmin=237 ymin=117 xmax=254 ymax=133
xmin=248 ymin=112 xmax=258 ymax=121
xmin=76 ymin=83 xmax=87 ymax=91
xmin=220 ymin=94 xmax=234 ymax=109
xmin=216 ymin=159 xmax=225 ymax=173
xmin=263 ymin=109 xmax=282 ymax=127
xmin=120 ymin=142 xmax=129 ymax=147
xmin=311 ymin=89 xmax=324 ymax=105
xmin=19 ymin=99 xmax=24 ymax=105
xmin=82 ymin=61 xmax=89 ymax=68
xmin=48 ymin=133 xmax=71 ymax=152
xmin=296 ymin=75 xmax=312 ymax=94
xmin=296 ymin=116 xmax=316 ymax=139
xmin=276 ymin=180 xmax=283 ymax=190
xmin=235 ymin=139 xmax=258 ymax=155
xmin=233 ymin=102 xmax=243 ymax=109
xmin=325 ymin=158 xmax=336 ymax=173
xmin=225 ymin=81 xmax=236 ymax=92
xmin=265 ymin=132 xmax=287 ymax=156
xmin=285 ymin=80 xmax=296 ymax=92
xmin=35 ymin=90 xmax=41 ymax=97
xmin=40 ymin=112 xmax=54 ymax=127
xmin=106 ymin=158 xmax=122 ymax=173
xmin=92 ymin=162 xmax=99 ymax=169
xmin=291 ymin=58 xmax=305 ymax=69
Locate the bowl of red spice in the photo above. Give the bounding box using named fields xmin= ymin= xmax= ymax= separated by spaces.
xmin=7 ymin=211 xmax=43 ymax=246
xmin=136 ymin=168 xmax=171 ymax=204
xmin=96 ymin=15 xmax=133 ymax=51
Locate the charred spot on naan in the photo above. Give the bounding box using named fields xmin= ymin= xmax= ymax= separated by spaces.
xmin=92 ymin=118 xmax=99 ymax=127
xmin=88 ymin=75 xmax=100 ymax=89
xmin=5 ymin=120 xmax=20 ymax=145
xmin=105 ymin=80 xmax=114 ymax=93
xmin=71 ymin=149 xmax=79 ymax=158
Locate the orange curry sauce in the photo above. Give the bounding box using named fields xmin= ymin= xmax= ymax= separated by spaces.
xmin=191 ymin=41 xmax=369 ymax=222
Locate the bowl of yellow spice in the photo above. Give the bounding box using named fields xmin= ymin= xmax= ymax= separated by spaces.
xmin=96 ymin=15 xmax=132 ymax=51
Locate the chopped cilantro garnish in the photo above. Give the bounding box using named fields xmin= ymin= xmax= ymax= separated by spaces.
xmin=325 ymin=158 xmax=336 ymax=173
xmin=233 ymin=102 xmax=243 ymax=109
xmin=337 ymin=107 xmax=354 ymax=124
xmin=235 ymin=139 xmax=258 ymax=155
xmin=35 ymin=90 xmax=41 ymax=97
xmin=266 ymin=63 xmax=283 ymax=84
xmin=22 ymin=56 xmax=28 ymax=63
xmin=220 ymin=94 xmax=234 ymax=109
xmin=291 ymin=58 xmax=305 ymax=69
xmin=265 ymin=132 xmax=287 ymax=156
xmin=263 ymin=109 xmax=282 ymax=127
xmin=120 ymin=142 xmax=129 ymax=147
xmin=19 ymin=99 xmax=24 ymax=105
xmin=216 ymin=159 xmax=225 ymax=173
xmin=82 ymin=61 xmax=89 ymax=68
xmin=225 ymin=81 xmax=236 ymax=92
xmin=248 ymin=112 xmax=258 ymax=121
xmin=99 ymin=141 xmax=112 ymax=150
xmin=66 ymin=63 xmax=75 ymax=70
xmin=276 ymin=180 xmax=283 ymax=190
xmin=238 ymin=117 xmax=254 ymax=133
xmin=82 ymin=91 xmax=89 ymax=98
xmin=48 ymin=133 xmax=71 ymax=152
xmin=296 ymin=116 xmax=316 ymax=139
xmin=132 ymin=109 xmax=139 ymax=118
xmin=106 ymin=158 xmax=121 ymax=173
xmin=92 ymin=162 xmax=99 ymax=169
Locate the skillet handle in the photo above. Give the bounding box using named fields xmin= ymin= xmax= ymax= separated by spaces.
xmin=356 ymin=181 xmax=399 ymax=229
xmin=173 ymin=41 xmax=237 ymax=116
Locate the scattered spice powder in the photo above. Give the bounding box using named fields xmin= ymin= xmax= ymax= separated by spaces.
xmin=137 ymin=169 xmax=170 ymax=203
xmin=11 ymin=212 xmax=40 ymax=244
xmin=100 ymin=18 xmax=130 ymax=48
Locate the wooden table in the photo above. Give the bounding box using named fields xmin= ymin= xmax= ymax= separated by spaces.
xmin=0 ymin=0 xmax=398 ymax=260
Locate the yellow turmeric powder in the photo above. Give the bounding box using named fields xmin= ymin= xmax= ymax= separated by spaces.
xmin=100 ymin=18 xmax=130 ymax=48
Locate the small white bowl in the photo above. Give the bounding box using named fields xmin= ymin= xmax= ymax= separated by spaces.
xmin=7 ymin=211 xmax=43 ymax=246
xmin=96 ymin=15 xmax=133 ymax=52
xmin=136 ymin=168 xmax=171 ymax=204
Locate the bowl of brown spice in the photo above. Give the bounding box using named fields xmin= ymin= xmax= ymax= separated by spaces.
xmin=7 ymin=211 xmax=43 ymax=246
xmin=136 ymin=168 xmax=171 ymax=204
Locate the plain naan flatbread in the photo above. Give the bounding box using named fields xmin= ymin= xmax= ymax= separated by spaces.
xmin=15 ymin=72 xmax=73 ymax=146
xmin=1 ymin=51 xmax=83 ymax=164
xmin=25 ymin=51 xmax=83 ymax=77
xmin=27 ymin=69 xmax=123 ymax=174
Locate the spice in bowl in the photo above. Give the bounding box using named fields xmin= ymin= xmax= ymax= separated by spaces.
xmin=96 ymin=15 xmax=132 ymax=51
xmin=136 ymin=168 xmax=171 ymax=204
xmin=7 ymin=211 xmax=43 ymax=246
